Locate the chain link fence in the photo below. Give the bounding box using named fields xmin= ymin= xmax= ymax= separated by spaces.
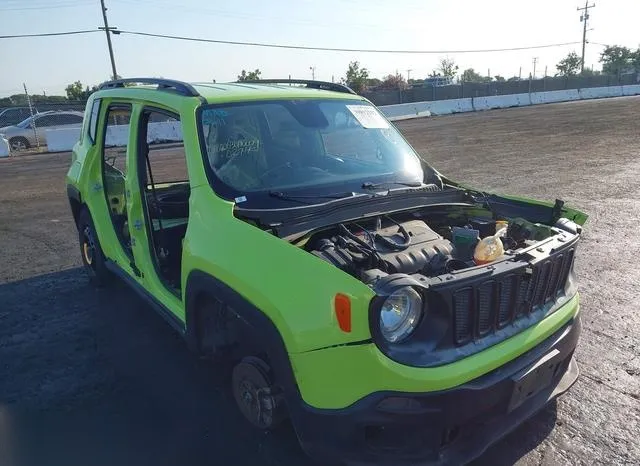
xmin=1 ymin=71 xmax=639 ymax=155
xmin=0 ymin=101 xmax=86 ymax=155
xmin=362 ymin=72 xmax=640 ymax=106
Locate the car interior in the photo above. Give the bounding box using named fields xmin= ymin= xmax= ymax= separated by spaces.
xmin=143 ymin=181 xmax=190 ymax=290
xmin=138 ymin=110 xmax=190 ymax=293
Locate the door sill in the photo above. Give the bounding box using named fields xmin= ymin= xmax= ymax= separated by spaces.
xmin=105 ymin=260 xmax=186 ymax=335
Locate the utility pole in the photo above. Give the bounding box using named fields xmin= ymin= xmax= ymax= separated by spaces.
xmin=532 ymin=57 xmax=538 ymax=78
xmin=406 ymin=69 xmax=413 ymax=82
xmin=309 ymin=66 xmax=316 ymax=80
xmin=578 ymin=1 xmax=595 ymax=74
xmin=100 ymin=0 xmax=118 ymax=79
xmin=23 ymin=83 xmax=40 ymax=149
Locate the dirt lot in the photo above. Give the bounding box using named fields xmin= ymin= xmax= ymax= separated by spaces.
xmin=1 ymin=97 xmax=639 ymax=466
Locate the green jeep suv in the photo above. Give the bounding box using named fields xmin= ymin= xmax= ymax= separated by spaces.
xmin=66 ymin=78 xmax=587 ymax=466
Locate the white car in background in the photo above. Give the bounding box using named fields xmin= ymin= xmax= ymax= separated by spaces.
xmin=0 ymin=110 xmax=84 ymax=151
xmin=0 ymin=136 xmax=9 ymax=157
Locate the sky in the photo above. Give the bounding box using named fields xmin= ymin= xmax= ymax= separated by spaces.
xmin=1 ymin=0 xmax=639 ymax=97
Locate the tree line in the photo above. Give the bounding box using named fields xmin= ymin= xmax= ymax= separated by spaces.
xmin=0 ymin=80 xmax=99 ymax=107
xmin=343 ymin=45 xmax=640 ymax=92
xmin=2 ymin=46 xmax=638 ymax=107
xmin=238 ymin=44 xmax=640 ymax=95
xmin=557 ymin=46 xmax=640 ymax=77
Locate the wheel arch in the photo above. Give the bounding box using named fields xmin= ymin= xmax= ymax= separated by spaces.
xmin=184 ymin=270 xmax=299 ymax=395
xmin=67 ymin=184 xmax=84 ymax=228
xmin=9 ymin=135 xmax=30 ymax=150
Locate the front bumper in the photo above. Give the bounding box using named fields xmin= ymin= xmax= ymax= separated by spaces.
xmin=287 ymin=316 xmax=581 ymax=466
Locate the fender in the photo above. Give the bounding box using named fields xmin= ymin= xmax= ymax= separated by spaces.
xmin=184 ymin=270 xmax=299 ymax=398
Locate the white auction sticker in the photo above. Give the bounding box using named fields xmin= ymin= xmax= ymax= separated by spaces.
xmin=346 ymin=105 xmax=389 ymax=129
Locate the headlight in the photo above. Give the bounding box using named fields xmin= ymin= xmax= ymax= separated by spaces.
xmin=379 ymin=287 xmax=423 ymax=343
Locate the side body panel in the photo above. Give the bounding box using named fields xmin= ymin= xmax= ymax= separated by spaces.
xmin=66 ymin=91 xmax=203 ymax=321
xmin=181 ymin=185 xmax=376 ymax=353
xmin=67 ymin=87 xmax=586 ymax=413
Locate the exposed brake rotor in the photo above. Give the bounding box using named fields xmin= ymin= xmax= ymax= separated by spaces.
xmin=231 ymin=356 xmax=285 ymax=430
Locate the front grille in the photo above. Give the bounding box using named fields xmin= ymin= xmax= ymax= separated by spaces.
xmin=453 ymin=248 xmax=575 ymax=345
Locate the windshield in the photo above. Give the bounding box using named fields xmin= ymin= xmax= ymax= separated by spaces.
xmin=16 ymin=116 xmax=33 ymax=128
xmin=198 ymin=99 xmax=424 ymax=205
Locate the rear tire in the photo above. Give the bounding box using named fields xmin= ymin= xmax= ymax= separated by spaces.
xmin=9 ymin=137 xmax=29 ymax=151
xmin=77 ymin=208 xmax=111 ymax=287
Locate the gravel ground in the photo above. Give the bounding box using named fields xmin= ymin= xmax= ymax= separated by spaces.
xmin=0 ymin=96 xmax=638 ymax=466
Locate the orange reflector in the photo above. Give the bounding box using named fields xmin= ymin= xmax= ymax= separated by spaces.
xmin=334 ymin=294 xmax=352 ymax=333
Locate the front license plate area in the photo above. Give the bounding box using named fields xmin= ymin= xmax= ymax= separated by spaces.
xmin=508 ymin=349 xmax=563 ymax=413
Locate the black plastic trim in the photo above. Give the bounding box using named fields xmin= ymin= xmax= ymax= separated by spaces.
xmin=87 ymin=98 xmax=101 ymax=145
xmin=99 ymin=78 xmax=200 ymax=97
xmin=289 ymin=317 xmax=581 ymax=466
xmin=239 ymin=79 xmax=356 ymax=95
xmin=484 ymin=194 xmax=573 ymax=225
xmin=66 ymin=184 xmax=82 ymax=203
xmin=105 ymin=259 xmax=185 ymax=335
xmin=367 ymin=236 xmax=580 ymax=369
xmin=67 ymin=184 xmax=83 ymax=226
xmin=238 ymin=192 xmax=473 ymax=239
xmin=183 ymin=270 xmax=300 ymax=391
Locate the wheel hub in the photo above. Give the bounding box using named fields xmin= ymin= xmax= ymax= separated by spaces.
xmin=11 ymin=140 xmax=26 ymax=151
xmin=232 ymin=357 xmax=285 ymax=430
xmin=82 ymin=226 xmax=96 ymax=266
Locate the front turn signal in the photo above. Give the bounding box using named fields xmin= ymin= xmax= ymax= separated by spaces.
xmin=334 ymin=294 xmax=351 ymax=333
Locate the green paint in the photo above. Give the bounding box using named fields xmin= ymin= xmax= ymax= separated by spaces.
xmin=67 ymin=82 xmax=586 ymax=411
xmin=292 ymin=294 xmax=580 ymax=408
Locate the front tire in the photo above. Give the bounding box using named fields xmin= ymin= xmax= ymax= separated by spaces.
xmin=9 ymin=137 xmax=30 ymax=151
xmin=77 ymin=208 xmax=111 ymax=287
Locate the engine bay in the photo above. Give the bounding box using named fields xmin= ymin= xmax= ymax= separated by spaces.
xmin=303 ymin=206 xmax=580 ymax=285
xmin=235 ymin=191 xmax=584 ymax=362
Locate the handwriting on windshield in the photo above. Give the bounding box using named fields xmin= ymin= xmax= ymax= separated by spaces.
xmin=202 ymin=109 xmax=229 ymax=126
xmin=215 ymin=139 xmax=260 ymax=156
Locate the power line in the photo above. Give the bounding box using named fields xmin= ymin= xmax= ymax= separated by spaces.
xmin=0 ymin=30 xmax=99 ymax=39
xmin=0 ymin=28 xmax=611 ymax=57
xmin=0 ymin=0 xmax=92 ymax=4
xmin=116 ymin=30 xmax=583 ymax=54
xmin=0 ymin=1 xmax=94 ymax=11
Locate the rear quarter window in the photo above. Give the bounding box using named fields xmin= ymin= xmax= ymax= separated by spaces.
xmin=88 ymin=100 xmax=101 ymax=143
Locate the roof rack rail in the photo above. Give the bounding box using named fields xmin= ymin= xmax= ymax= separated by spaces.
xmin=238 ymin=79 xmax=357 ymax=95
xmin=98 ymin=78 xmax=200 ymax=97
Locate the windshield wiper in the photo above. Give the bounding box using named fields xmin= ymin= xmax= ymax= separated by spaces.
xmin=361 ymin=180 xmax=423 ymax=189
xmin=268 ymin=190 xmax=359 ymax=204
